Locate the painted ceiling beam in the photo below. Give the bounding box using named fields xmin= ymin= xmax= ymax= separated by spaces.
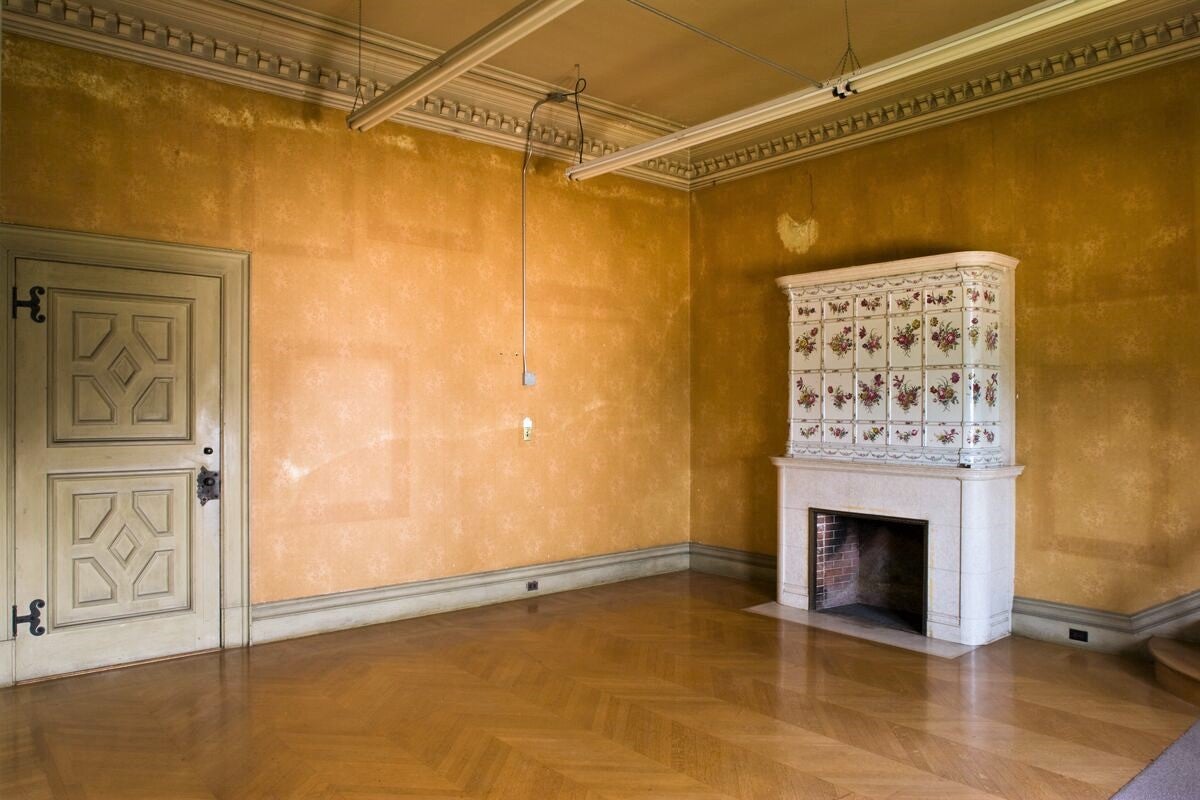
xmin=347 ymin=0 xmax=585 ymax=132
xmin=564 ymin=0 xmax=1129 ymax=181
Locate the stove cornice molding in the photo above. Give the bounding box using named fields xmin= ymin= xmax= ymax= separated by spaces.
xmin=3 ymin=0 xmax=1198 ymax=191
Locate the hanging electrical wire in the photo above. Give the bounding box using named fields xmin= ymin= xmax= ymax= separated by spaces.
xmin=349 ymin=0 xmax=368 ymax=116
xmin=831 ymin=0 xmax=861 ymax=99
xmin=519 ymin=76 xmax=587 ymax=387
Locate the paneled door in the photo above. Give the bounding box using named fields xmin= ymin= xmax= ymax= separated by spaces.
xmin=12 ymin=258 xmax=222 ymax=681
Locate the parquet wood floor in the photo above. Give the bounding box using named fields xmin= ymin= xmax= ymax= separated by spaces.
xmin=1 ymin=572 xmax=1196 ymax=799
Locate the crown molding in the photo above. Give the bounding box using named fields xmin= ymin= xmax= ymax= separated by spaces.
xmin=689 ymin=2 xmax=1200 ymax=187
xmin=0 ymin=0 xmax=693 ymax=188
xmin=3 ymin=0 xmax=1198 ymax=191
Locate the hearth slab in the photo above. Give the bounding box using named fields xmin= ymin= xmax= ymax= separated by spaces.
xmin=746 ymin=601 xmax=977 ymax=659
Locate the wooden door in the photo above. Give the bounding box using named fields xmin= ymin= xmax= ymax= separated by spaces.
xmin=12 ymin=258 xmax=222 ymax=681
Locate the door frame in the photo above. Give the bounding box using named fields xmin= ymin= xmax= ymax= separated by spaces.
xmin=0 ymin=224 xmax=250 ymax=686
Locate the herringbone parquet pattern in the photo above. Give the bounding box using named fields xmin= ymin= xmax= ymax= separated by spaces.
xmin=1 ymin=572 xmax=1196 ymax=799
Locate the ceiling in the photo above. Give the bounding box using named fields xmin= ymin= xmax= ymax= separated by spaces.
xmin=284 ymin=0 xmax=1035 ymax=126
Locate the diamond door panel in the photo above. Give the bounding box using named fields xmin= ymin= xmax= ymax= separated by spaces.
xmin=52 ymin=291 xmax=192 ymax=443
xmin=50 ymin=471 xmax=192 ymax=628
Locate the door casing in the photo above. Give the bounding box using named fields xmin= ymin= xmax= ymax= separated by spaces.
xmin=0 ymin=224 xmax=249 ymax=686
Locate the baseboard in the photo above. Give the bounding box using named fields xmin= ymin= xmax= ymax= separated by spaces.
xmin=0 ymin=639 xmax=13 ymax=688
xmin=1013 ymin=591 xmax=1200 ymax=655
xmin=251 ymin=543 xmax=692 ymax=644
xmin=689 ymin=543 xmax=777 ymax=585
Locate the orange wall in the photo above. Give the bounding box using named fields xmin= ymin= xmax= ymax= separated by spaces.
xmin=690 ymin=59 xmax=1200 ymax=614
xmin=1 ymin=36 xmax=691 ymax=603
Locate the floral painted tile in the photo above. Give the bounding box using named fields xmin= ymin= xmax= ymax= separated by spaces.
xmin=888 ymin=314 xmax=922 ymax=369
xmin=888 ymin=370 xmax=923 ymax=422
xmin=823 ymin=296 xmax=853 ymax=319
xmin=790 ymin=322 xmax=822 ymax=370
xmin=925 ymin=423 xmax=962 ymax=448
xmin=925 ymin=368 xmax=965 ymax=424
xmin=855 ymin=320 xmax=886 ymax=368
xmin=924 ymin=312 xmax=964 ymax=367
xmin=792 ymin=372 xmax=822 ymax=420
xmin=963 ymin=369 xmax=1000 ymax=422
xmin=823 ymin=423 xmax=855 ymax=444
xmin=855 ymin=292 xmax=886 ymax=317
xmin=857 ymin=423 xmax=888 ymax=446
xmin=823 ymin=322 xmax=856 ymax=366
xmin=855 ymin=371 xmax=887 ymax=421
xmin=964 ymin=425 xmax=999 ymax=448
xmin=791 ymin=421 xmax=822 ymax=444
xmin=965 ymin=310 xmax=1000 ymax=365
xmin=924 ymin=285 xmax=961 ymax=310
xmin=823 ymin=371 xmax=855 ymax=421
xmin=888 ymin=424 xmax=923 ymax=447
xmin=889 ymin=288 xmax=922 ymax=314
xmin=793 ymin=298 xmax=821 ymax=323
xmin=964 ymin=284 xmax=1000 ymax=310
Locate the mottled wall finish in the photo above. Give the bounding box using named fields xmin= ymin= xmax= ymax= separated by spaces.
xmin=1 ymin=36 xmax=691 ymax=603
xmin=691 ymin=60 xmax=1199 ymax=613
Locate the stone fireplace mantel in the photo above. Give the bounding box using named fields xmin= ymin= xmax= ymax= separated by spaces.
xmin=774 ymin=456 xmax=1024 ymax=645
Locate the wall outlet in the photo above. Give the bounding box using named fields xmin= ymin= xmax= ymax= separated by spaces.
xmin=522 ymin=417 xmax=533 ymax=442
xmin=526 ymin=580 xmax=539 ymax=591
xmin=1068 ymin=628 xmax=1089 ymax=643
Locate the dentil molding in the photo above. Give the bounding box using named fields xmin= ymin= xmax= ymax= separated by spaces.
xmin=3 ymin=0 xmax=1199 ymax=190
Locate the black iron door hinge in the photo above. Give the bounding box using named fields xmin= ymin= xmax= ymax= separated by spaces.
xmin=12 ymin=286 xmax=46 ymax=323
xmin=12 ymin=600 xmax=46 ymax=637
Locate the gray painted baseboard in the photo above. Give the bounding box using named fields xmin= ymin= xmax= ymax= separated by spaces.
xmin=689 ymin=543 xmax=777 ymax=585
xmin=251 ymin=542 xmax=778 ymax=644
xmin=251 ymin=540 xmax=1197 ymax=657
xmin=1012 ymin=591 xmax=1200 ymax=655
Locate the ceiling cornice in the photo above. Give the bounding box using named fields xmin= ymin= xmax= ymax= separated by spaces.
xmin=3 ymin=0 xmax=1198 ymax=192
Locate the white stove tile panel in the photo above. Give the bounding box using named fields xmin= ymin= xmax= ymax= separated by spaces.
xmin=925 ymin=368 xmax=965 ymax=424
xmin=824 ymin=422 xmax=855 ymax=444
xmin=925 ymin=423 xmax=962 ymax=448
xmin=888 ymin=423 xmax=923 ymax=446
xmin=924 ymin=285 xmax=962 ymax=311
xmin=791 ymin=322 xmax=822 ymax=370
xmin=792 ymin=372 xmax=822 ymax=420
xmin=888 ymin=314 xmax=923 ymax=369
xmin=925 ymin=313 xmax=964 ymax=367
xmin=966 ymin=370 xmax=1001 ymax=423
xmin=857 ymin=423 xmax=888 ymax=446
xmin=823 ymin=322 xmax=857 ymax=367
xmin=855 ymin=371 xmax=888 ymax=421
xmin=793 ymin=298 xmax=821 ymax=323
xmin=823 ymin=371 xmax=856 ymax=420
xmin=790 ymin=421 xmax=822 ymax=444
xmin=965 ymin=284 xmax=1000 ymax=310
xmin=824 ymin=297 xmax=853 ymax=319
xmin=965 ymin=310 xmax=1001 ymax=365
xmin=889 ymin=288 xmax=923 ymax=314
xmin=856 ymin=320 xmax=887 ymax=369
xmin=888 ymin=370 xmax=923 ymax=422
xmin=855 ymin=292 xmax=886 ymax=317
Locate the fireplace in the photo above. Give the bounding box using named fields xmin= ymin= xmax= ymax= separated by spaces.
xmin=773 ymin=252 xmax=1023 ymax=647
xmin=811 ymin=510 xmax=927 ymax=635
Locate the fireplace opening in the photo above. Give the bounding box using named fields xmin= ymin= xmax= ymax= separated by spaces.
xmin=810 ymin=509 xmax=928 ymax=635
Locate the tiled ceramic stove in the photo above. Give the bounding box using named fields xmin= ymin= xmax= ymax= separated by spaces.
xmin=774 ymin=253 xmax=1024 ymax=646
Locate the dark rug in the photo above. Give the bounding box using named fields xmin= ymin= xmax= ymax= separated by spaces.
xmin=1112 ymin=719 xmax=1200 ymax=799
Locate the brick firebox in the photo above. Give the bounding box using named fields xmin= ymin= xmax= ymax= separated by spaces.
xmin=811 ymin=509 xmax=927 ymax=633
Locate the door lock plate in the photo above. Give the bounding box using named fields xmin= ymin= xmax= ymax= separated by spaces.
xmin=197 ymin=467 xmax=220 ymax=505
